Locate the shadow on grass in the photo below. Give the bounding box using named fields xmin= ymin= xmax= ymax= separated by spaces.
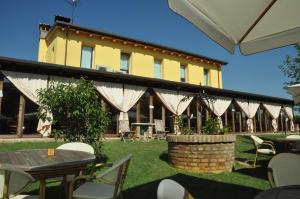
xmin=234 ymin=164 xmax=268 ymax=181
xmin=124 ymin=173 xmax=262 ymax=199
xmin=159 ymin=151 xmax=168 ymax=163
xmin=26 ymin=184 xmax=65 ymax=199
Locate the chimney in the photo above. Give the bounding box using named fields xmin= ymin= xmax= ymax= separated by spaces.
xmin=54 ymin=15 xmax=71 ymax=23
xmin=39 ymin=23 xmax=51 ymax=39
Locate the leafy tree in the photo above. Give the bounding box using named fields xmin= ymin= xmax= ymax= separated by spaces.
xmin=279 ymin=44 xmax=300 ymax=85
xmin=37 ymin=78 xmax=110 ymax=156
xmin=279 ymin=44 xmax=300 ymax=114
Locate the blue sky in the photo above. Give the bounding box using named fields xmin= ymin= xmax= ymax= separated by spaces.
xmin=0 ymin=0 xmax=296 ymax=99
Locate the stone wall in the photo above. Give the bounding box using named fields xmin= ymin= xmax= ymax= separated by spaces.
xmin=167 ymin=134 xmax=236 ymax=174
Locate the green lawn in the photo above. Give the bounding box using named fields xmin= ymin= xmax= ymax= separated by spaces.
xmin=0 ymin=134 xmax=288 ymax=199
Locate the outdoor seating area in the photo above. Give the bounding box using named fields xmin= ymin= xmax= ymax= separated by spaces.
xmin=0 ymin=134 xmax=299 ymax=199
xmin=0 ymin=64 xmax=296 ymax=140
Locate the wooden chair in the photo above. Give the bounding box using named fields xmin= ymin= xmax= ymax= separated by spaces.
xmin=68 ymin=154 xmax=132 ymax=199
xmin=0 ymin=165 xmax=38 ymax=199
xmin=154 ymin=119 xmax=169 ymax=140
xmin=268 ymin=153 xmax=300 ymax=187
xmin=119 ymin=120 xmax=136 ymax=142
xmin=250 ymin=135 xmax=276 ymax=167
xmin=157 ymin=179 xmax=194 ymax=199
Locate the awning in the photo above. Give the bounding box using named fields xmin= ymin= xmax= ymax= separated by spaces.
xmin=168 ymin=0 xmax=300 ymax=55
xmin=286 ymin=84 xmax=300 ymax=104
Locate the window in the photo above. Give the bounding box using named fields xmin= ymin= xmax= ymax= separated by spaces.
xmin=154 ymin=59 xmax=162 ymax=79
xmin=80 ymin=46 xmax=93 ymax=69
xmin=180 ymin=64 xmax=186 ymax=82
xmin=120 ymin=53 xmax=130 ymax=74
xmin=204 ymin=69 xmax=209 ymax=86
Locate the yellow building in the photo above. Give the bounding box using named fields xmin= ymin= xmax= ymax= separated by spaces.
xmin=38 ymin=16 xmax=227 ymax=88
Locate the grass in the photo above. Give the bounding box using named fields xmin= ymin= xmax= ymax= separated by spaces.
xmin=0 ymin=134 xmax=288 ymax=199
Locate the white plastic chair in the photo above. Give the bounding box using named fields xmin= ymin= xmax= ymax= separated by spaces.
xmin=119 ymin=120 xmax=136 ymax=142
xmin=250 ymin=135 xmax=276 ymax=167
xmin=51 ymin=142 xmax=95 ymax=183
xmin=157 ymin=179 xmax=194 ymax=199
xmin=268 ymin=153 xmax=300 ymax=187
xmin=57 ymin=142 xmax=94 ymax=154
xmin=286 ymin=135 xmax=300 ymax=139
xmin=154 ymin=119 xmax=169 ymax=140
xmin=0 ymin=165 xmax=38 ymax=199
xmin=285 ymin=135 xmax=300 ymax=152
xmin=69 ymin=154 xmax=132 ymax=199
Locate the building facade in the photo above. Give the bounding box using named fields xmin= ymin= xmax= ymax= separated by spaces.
xmin=0 ymin=16 xmax=295 ymax=138
xmin=38 ymin=16 xmax=226 ymax=88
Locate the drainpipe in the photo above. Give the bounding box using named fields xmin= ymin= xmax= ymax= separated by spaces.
xmin=217 ymin=65 xmax=220 ymax=88
xmin=64 ymin=25 xmax=70 ymax=66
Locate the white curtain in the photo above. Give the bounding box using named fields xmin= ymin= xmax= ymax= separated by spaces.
xmin=263 ymin=103 xmax=282 ymax=132
xmin=95 ymin=81 xmax=147 ymax=121
xmin=153 ymin=88 xmax=194 ymax=115
xmin=235 ymin=99 xmax=260 ymax=133
xmin=122 ymin=84 xmax=147 ymax=119
xmin=202 ymin=95 xmax=232 ymax=129
xmin=1 ymin=70 xmax=51 ymax=137
xmin=94 ymin=81 xmax=123 ymax=110
xmin=283 ymin=106 xmax=294 ymax=132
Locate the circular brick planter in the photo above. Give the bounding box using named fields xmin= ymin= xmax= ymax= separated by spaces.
xmin=167 ymin=134 xmax=236 ymax=174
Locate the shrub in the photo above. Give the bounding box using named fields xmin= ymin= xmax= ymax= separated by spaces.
xmin=202 ymin=117 xmax=219 ymax=134
xmin=37 ymin=78 xmax=110 ymax=156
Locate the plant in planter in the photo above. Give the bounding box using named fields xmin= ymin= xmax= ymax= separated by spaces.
xmin=173 ymin=115 xmax=184 ymax=134
xmin=37 ymin=78 xmax=110 ymax=156
xmin=201 ymin=117 xmax=219 ymax=134
xmin=167 ymin=85 xmax=236 ymax=173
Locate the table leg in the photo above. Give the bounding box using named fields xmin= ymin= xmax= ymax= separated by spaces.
xmin=39 ymin=179 xmax=46 ymax=199
xmin=64 ymin=175 xmax=69 ymax=199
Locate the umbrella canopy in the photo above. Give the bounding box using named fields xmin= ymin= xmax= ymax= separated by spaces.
xmin=286 ymin=84 xmax=300 ymax=104
xmin=168 ymin=0 xmax=300 ymax=55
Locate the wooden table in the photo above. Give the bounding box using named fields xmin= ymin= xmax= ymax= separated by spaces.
xmin=131 ymin=122 xmax=155 ymax=140
xmin=254 ymin=185 xmax=300 ymax=199
xmin=0 ymin=149 xmax=95 ymax=199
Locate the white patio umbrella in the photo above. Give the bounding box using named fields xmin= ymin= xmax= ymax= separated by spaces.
xmin=286 ymin=84 xmax=300 ymax=104
xmin=168 ymin=0 xmax=300 ymax=55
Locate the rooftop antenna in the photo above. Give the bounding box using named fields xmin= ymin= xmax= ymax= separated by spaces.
xmin=65 ymin=0 xmax=80 ymax=23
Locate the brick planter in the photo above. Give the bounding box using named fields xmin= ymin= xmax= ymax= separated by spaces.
xmin=167 ymin=134 xmax=236 ymax=174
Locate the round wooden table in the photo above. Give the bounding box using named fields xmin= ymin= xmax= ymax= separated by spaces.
xmin=0 ymin=149 xmax=95 ymax=199
xmin=255 ymin=185 xmax=300 ymax=199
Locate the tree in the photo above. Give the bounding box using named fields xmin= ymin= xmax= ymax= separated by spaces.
xmin=279 ymin=44 xmax=300 ymax=114
xmin=279 ymin=44 xmax=300 ymax=85
xmin=37 ymin=78 xmax=110 ymax=156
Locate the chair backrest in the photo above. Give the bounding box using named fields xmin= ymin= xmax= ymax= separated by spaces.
xmin=0 ymin=165 xmax=35 ymax=199
xmin=268 ymin=153 xmax=300 ymax=187
xmin=155 ymin=119 xmax=164 ymax=132
xmin=119 ymin=120 xmax=131 ymax=133
xmin=57 ymin=142 xmax=94 ymax=154
xmin=250 ymin=135 xmax=264 ymax=146
xmin=157 ymin=179 xmax=194 ymax=199
xmin=97 ymin=154 xmax=132 ymax=198
xmin=286 ymin=135 xmax=300 ymax=139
